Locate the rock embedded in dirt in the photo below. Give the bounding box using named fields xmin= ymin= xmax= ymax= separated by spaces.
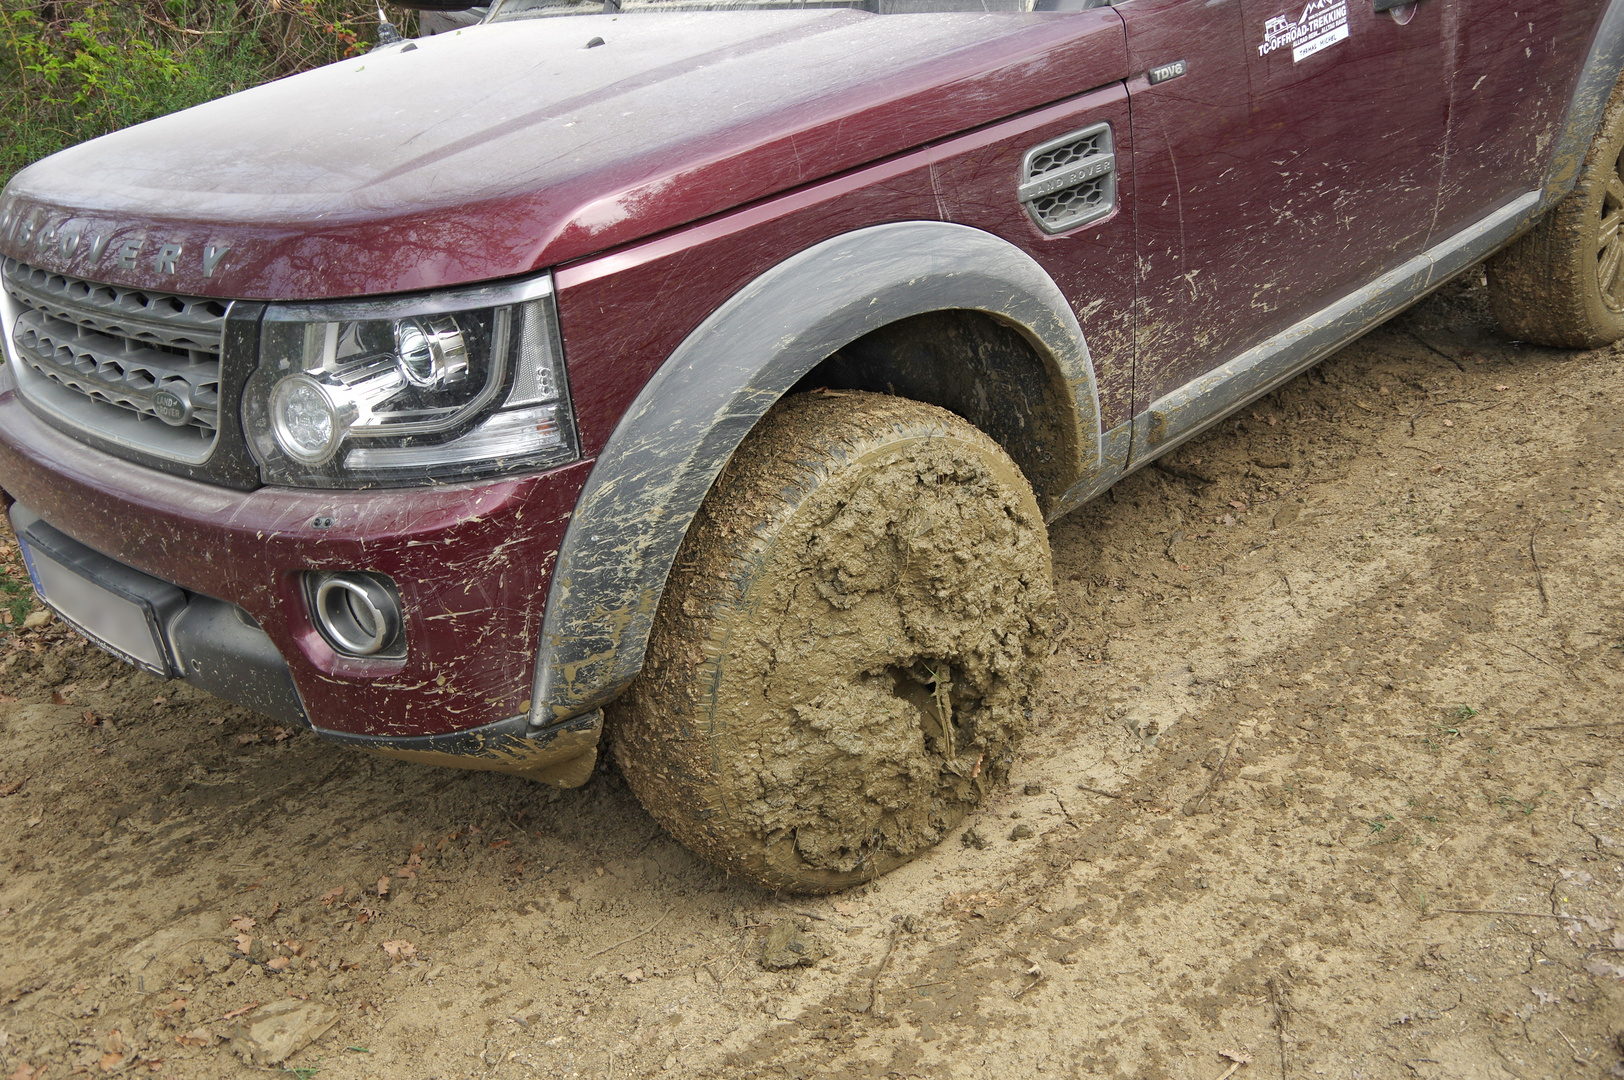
xmin=758 ymin=921 xmax=829 ymax=970
xmin=226 ymin=998 xmax=338 ymax=1065
xmin=1009 ymin=824 xmax=1035 ymax=841
xmin=960 ymin=827 xmax=989 ymax=850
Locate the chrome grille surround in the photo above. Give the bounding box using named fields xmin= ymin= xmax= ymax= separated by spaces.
xmin=2 ymin=259 xmax=227 ymax=464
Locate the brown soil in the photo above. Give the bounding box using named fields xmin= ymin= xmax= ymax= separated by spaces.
xmin=2 ymin=270 xmax=1623 ymax=1079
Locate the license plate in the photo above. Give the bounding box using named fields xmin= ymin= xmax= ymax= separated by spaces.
xmin=15 ymin=530 xmax=177 ymax=676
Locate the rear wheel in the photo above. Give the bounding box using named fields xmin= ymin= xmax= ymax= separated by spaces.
xmin=1489 ymin=77 xmax=1624 ymax=347
xmin=610 ymin=391 xmax=1055 ymax=893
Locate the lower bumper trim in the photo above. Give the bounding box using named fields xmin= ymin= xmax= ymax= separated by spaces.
xmin=313 ymin=710 xmax=602 ymax=789
xmin=10 ymin=502 xmax=309 ymax=729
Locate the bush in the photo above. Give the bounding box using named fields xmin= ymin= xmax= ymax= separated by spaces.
xmin=0 ymin=1 xmax=415 ymax=187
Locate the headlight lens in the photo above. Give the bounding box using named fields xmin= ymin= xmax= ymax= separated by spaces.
xmin=243 ymin=274 xmax=576 ymax=487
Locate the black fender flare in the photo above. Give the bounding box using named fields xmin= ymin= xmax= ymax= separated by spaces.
xmin=1543 ymin=0 xmax=1624 ymax=210
xmin=526 ymin=220 xmax=1098 ymax=725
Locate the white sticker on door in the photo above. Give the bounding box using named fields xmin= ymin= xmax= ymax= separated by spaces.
xmin=1259 ymin=0 xmax=1350 ymax=63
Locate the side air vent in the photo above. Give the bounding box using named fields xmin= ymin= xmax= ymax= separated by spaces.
xmin=1018 ymin=122 xmax=1116 ymax=234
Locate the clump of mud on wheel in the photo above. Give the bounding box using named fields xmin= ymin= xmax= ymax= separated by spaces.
xmin=613 ymin=392 xmax=1056 ymax=893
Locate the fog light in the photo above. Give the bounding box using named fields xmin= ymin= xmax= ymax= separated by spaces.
xmin=308 ymin=572 xmax=403 ymax=657
xmin=271 ymin=375 xmax=352 ymax=465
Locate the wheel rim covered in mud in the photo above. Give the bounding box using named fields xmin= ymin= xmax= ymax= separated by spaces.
xmin=611 ymin=391 xmax=1055 ymax=893
xmin=1598 ymin=145 xmax=1624 ymax=312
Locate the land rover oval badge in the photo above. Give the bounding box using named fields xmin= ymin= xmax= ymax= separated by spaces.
xmin=152 ymin=387 xmax=192 ymax=427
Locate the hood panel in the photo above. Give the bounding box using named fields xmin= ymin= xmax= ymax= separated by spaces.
xmin=0 ymin=10 xmax=1124 ymax=300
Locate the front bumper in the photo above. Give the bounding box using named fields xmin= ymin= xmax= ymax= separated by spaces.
xmin=0 ymin=375 xmax=600 ymax=781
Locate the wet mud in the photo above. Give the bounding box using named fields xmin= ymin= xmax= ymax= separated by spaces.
xmin=613 ymin=392 xmax=1054 ymax=891
xmin=2 ymin=271 xmax=1623 ymax=1078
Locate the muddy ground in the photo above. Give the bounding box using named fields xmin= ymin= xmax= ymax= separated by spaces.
xmin=2 ymin=270 xmax=1623 ymax=1080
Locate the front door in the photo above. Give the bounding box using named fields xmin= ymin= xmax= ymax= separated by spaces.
xmin=1120 ymin=0 xmax=1454 ymax=426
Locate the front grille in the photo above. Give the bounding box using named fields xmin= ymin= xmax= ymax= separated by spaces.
xmin=3 ymin=259 xmax=228 ymax=464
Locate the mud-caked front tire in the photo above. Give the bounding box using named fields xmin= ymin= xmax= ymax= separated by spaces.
xmin=610 ymin=392 xmax=1055 ymax=893
xmin=1489 ymin=76 xmax=1624 ymax=348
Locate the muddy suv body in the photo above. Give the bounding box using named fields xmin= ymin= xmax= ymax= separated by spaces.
xmin=1 ymin=0 xmax=1621 ymax=887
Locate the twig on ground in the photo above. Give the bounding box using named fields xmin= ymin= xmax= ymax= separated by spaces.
xmin=1077 ymin=785 xmax=1124 ymax=800
xmin=864 ymin=926 xmax=900 ymax=1015
xmin=1189 ymin=726 xmax=1243 ymax=815
xmin=1011 ymin=961 xmax=1044 ymax=1000
xmin=585 ymin=912 xmax=670 ymax=960
xmin=1154 ymin=462 xmax=1214 ymax=488
xmin=791 ymin=909 xmax=829 ymax=922
xmin=1508 ymin=642 xmax=1556 ymax=668
xmin=1268 ymin=977 xmax=1290 ymax=1080
xmin=1556 ymin=1027 xmax=1594 ymax=1065
xmin=1431 ymin=908 xmax=1580 ymax=920
xmin=1211 ymin=1049 xmax=1253 ymax=1080
xmin=1406 ymin=329 xmax=1456 ymax=361
xmin=1529 ymin=529 xmax=1549 ymax=614
xmin=1278 ymin=572 xmax=1302 ymax=616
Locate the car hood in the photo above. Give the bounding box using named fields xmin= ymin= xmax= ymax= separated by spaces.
xmin=0 ymin=9 xmax=1124 ymax=300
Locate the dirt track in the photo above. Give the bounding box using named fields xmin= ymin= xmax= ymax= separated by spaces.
xmin=2 ymin=271 xmax=1623 ymax=1079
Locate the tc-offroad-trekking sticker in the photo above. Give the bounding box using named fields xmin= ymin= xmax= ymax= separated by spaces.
xmin=1259 ymin=0 xmax=1350 ymax=62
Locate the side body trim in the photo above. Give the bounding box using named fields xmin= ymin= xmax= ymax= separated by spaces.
xmin=529 ymin=220 xmax=1101 ymax=724
xmin=1126 ymin=189 xmax=1541 ymax=469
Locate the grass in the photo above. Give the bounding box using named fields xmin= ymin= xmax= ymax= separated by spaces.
xmin=1497 ymin=790 xmax=1549 ymax=818
xmin=0 ymin=540 xmax=35 ymax=633
xmin=0 ymin=2 xmax=419 ymax=189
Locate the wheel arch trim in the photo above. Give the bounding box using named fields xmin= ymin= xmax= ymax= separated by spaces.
xmin=527 ymin=220 xmax=1099 ymax=725
xmin=1543 ymin=0 xmax=1624 ymax=209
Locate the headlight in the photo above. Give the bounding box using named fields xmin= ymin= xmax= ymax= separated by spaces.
xmin=242 ymin=274 xmax=577 ymax=487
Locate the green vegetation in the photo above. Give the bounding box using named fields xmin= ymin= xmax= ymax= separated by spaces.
xmin=1 ymin=565 xmax=30 ymax=630
xmin=0 ymin=2 xmax=417 ymax=187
